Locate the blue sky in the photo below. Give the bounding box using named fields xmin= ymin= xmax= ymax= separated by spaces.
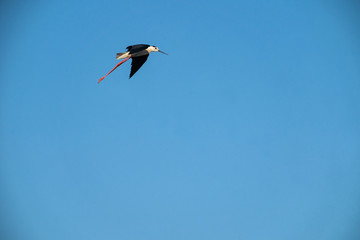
xmin=1 ymin=0 xmax=360 ymax=239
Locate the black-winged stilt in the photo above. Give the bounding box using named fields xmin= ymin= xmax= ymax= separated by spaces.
xmin=98 ymin=44 xmax=168 ymax=83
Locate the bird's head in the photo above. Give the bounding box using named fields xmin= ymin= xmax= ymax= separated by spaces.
xmin=148 ymin=46 xmax=168 ymax=55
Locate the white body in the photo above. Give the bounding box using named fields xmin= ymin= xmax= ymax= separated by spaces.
xmin=116 ymin=52 xmax=130 ymax=60
xmin=116 ymin=46 xmax=163 ymax=60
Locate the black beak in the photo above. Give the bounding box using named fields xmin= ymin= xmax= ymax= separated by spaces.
xmin=158 ymin=50 xmax=168 ymax=55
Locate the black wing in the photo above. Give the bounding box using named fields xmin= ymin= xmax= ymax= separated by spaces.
xmin=126 ymin=44 xmax=150 ymax=54
xmin=130 ymin=54 xmax=149 ymax=78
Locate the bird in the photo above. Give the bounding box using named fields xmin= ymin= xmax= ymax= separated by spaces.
xmin=98 ymin=44 xmax=168 ymax=83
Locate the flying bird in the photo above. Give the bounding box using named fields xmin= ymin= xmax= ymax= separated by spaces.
xmin=98 ymin=44 xmax=168 ymax=83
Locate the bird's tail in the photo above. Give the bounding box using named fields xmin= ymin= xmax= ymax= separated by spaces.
xmin=116 ymin=52 xmax=130 ymax=60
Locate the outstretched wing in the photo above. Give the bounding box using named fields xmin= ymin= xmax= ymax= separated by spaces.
xmin=130 ymin=54 xmax=149 ymax=78
xmin=126 ymin=44 xmax=150 ymax=53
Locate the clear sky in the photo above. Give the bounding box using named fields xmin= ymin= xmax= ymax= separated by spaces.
xmin=1 ymin=0 xmax=360 ymax=239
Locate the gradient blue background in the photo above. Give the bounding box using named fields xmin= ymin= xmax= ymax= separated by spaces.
xmin=1 ymin=0 xmax=360 ymax=239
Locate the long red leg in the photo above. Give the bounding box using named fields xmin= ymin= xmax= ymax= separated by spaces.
xmin=98 ymin=56 xmax=131 ymax=84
